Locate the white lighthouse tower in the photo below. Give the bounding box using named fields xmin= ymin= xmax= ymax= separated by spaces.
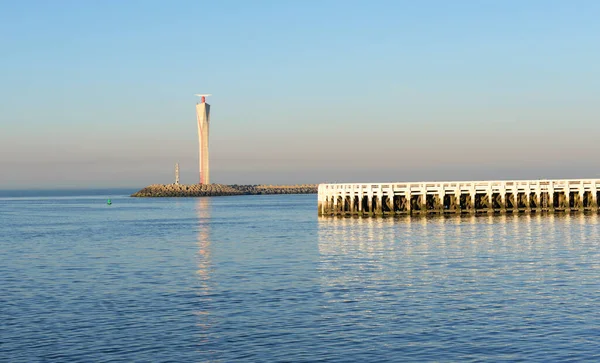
xmin=195 ymin=94 xmax=211 ymax=184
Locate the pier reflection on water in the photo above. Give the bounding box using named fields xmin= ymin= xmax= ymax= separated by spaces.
xmin=316 ymin=213 xmax=600 ymax=289
xmin=317 ymin=213 xmax=600 ymax=257
xmin=314 ymin=213 xmax=600 ymax=360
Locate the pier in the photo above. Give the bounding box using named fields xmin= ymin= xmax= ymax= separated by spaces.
xmin=318 ymin=179 xmax=600 ymax=216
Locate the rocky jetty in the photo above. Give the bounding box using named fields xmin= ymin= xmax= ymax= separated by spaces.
xmin=131 ymin=184 xmax=318 ymax=197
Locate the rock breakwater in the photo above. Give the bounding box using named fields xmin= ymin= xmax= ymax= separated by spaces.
xmin=131 ymin=184 xmax=317 ymax=197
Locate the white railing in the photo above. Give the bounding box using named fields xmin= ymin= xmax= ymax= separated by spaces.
xmin=319 ymin=179 xmax=600 ymax=197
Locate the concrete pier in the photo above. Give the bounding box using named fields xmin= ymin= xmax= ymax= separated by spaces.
xmin=318 ymin=179 xmax=600 ymax=216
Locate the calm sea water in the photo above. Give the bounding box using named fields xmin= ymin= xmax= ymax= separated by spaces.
xmin=1 ymin=192 xmax=600 ymax=362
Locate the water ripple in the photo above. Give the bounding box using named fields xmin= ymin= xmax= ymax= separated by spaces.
xmin=1 ymin=196 xmax=600 ymax=362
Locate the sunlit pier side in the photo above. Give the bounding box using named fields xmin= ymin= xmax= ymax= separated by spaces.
xmin=318 ymin=179 xmax=600 ymax=216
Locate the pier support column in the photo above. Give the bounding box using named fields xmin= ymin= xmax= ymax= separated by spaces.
xmin=487 ymin=193 xmax=493 ymax=214
xmin=591 ymin=182 xmax=598 ymax=211
xmin=568 ymin=191 xmax=574 ymax=211
xmin=541 ymin=192 xmax=547 ymax=211
xmin=331 ymin=195 xmax=336 ymax=215
xmin=454 ymin=192 xmax=461 ymax=213
xmin=375 ymin=194 xmax=383 ymax=216
xmin=386 ymin=186 xmax=395 ymax=216
xmin=510 ymin=193 xmax=517 ymax=212
xmin=358 ymin=193 xmax=363 ymax=216
xmin=542 ymin=191 xmax=548 ymax=211
xmin=420 ymin=194 xmax=427 ymax=214
xmin=560 ymin=192 xmax=569 ymax=211
xmin=434 ymin=194 xmax=443 ymax=214
xmin=591 ymin=189 xmax=598 ymax=210
xmin=469 ymin=193 xmax=476 ymax=214
xmin=500 ymin=193 xmax=506 ymax=213
xmin=406 ymin=193 xmax=412 ymax=215
xmin=333 ymin=195 xmax=338 ymax=215
xmin=548 ymin=183 xmax=555 ymax=212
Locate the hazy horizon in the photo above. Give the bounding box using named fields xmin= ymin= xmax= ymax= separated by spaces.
xmin=2 ymin=1 xmax=599 ymax=189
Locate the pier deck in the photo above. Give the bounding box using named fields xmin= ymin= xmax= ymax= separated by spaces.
xmin=318 ymin=179 xmax=600 ymax=216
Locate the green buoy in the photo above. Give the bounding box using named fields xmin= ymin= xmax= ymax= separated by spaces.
xmin=107 ymin=199 xmax=112 ymax=205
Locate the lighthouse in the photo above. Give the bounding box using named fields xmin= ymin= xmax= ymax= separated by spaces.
xmin=195 ymin=94 xmax=211 ymax=184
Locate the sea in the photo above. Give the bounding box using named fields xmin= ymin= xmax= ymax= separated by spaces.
xmin=1 ymin=190 xmax=600 ymax=362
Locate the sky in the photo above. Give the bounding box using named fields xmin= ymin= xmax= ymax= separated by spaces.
xmin=1 ymin=0 xmax=599 ymax=188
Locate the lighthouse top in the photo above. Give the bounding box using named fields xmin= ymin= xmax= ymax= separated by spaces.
xmin=195 ymin=94 xmax=212 ymax=103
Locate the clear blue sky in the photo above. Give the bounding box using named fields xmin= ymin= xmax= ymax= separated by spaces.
xmin=1 ymin=0 xmax=599 ymax=188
